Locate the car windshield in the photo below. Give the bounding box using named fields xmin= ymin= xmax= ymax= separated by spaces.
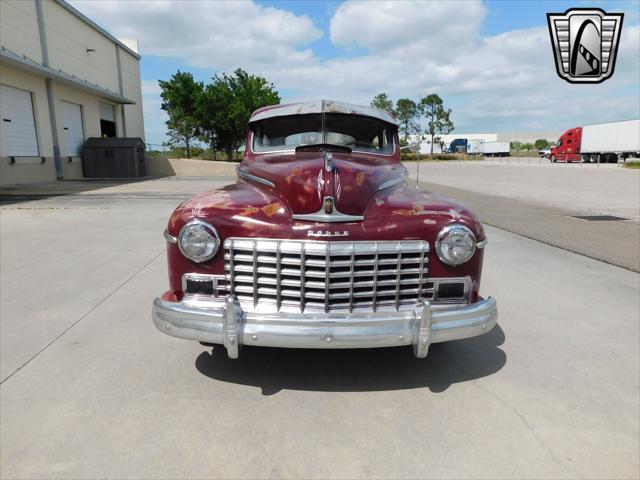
xmin=251 ymin=113 xmax=395 ymax=154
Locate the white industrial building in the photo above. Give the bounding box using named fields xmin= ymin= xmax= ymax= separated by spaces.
xmin=408 ymin=131 xmax=563 ymax=154
xmin=0 ymin=0 xmax=144 ymax=185
xmin=497 ymin=131 xmax=562 ymax=144
xmin=408 ymin=133 xmax=498 ymax=154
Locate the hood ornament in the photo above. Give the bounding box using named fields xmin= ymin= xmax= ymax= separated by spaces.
xmin=293 ymin=196 xmax=364 ymax=223
xmin=324 ymin=196 xmax=334 ymax=214
xmin=324 ymin=151 xmax=333 ymax=172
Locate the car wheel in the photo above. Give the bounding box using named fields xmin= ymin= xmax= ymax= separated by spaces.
xmin=551 ymin=155 xmax=556 ymax=163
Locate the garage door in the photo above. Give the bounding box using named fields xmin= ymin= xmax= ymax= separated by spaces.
xmin=60 ymin=101 xmax=84 ymax=156
xmin=0 ymin=84 xmax=39 ymax=156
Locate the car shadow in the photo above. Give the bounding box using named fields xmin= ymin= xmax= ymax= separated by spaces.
xmin=195 ymin=324 xmax=506 ymax=395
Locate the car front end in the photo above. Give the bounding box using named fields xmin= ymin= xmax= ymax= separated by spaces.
xmin=152 ymin=100 xmax=497 ymax=358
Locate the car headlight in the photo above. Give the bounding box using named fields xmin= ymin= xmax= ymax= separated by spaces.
xmin=178 ymin=220 xmax=220 ymax=263
xmin=435 ymin=224 xmax=477 ymax=266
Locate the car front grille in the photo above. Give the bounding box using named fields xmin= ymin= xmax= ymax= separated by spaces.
xmin=224 ymin=238 xmax=430 ymax=313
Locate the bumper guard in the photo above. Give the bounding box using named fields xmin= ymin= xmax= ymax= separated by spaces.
xmin=152 ymin=295 xmax=497 ymax=359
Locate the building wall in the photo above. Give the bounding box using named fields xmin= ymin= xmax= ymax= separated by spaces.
xmin=0 ymin=0 xmax=145 ymax=185
xmin=0 ymin=64 xmax=57 ymax=185
xmin=119 ymin=48 xmax=145 ymax=139
xmin=42 ymin=0 xmax=120 ymax=93
xmin=0 ymin=0 xmax=43 ymax=64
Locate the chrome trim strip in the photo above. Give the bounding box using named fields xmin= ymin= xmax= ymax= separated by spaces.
xmin=182 ymin=273 xmax=226 ymax=297
xmin=427 ymin=277 xmax=471 ymax=304
xmin=414 ymin=299 xmax=432 ymax=358
xmin=325 ymin=151 xmax=333 ymax=172
xmin=477 ymin=238 xmax=488 ymax=248
xmin=237 ymin=167 xmax=275 ymax=188
xmin=151 ymin=296 xmax=498 ymax=359
xmin=164 ymin=230 xmax=177 ymax=244
xmin=292 ymin=196 xmax=364 ymax=223
xmin=223 ymin=296 xmax=240 ymax=359
xmin=378 ymin=175 xmax=407 ymax=191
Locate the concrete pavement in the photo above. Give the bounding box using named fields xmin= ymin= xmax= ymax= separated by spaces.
xmin=405 ymin=160 xmax=640 ymax=271
xmin=405 ymin=160 xmax=640 ymax=221
xmin=1 ymin=177 xmax=639 ymax=479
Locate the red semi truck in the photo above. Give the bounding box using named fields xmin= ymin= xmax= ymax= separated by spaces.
xmin=549 ymin=119 xmax=640 ymax=163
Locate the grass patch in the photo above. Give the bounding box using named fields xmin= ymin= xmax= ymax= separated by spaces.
xmin=510 ymin=150 xmax=542 ymax=157
xmin=623 ymin=161 xmax=640 ymax=169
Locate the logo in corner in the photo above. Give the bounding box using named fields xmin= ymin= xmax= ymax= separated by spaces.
xmin=547 ymin=8 xmax=624 ymax=84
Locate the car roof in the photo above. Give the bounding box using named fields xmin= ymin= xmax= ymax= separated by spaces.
xmin=249 ymin=99 xmax=398 ymax=126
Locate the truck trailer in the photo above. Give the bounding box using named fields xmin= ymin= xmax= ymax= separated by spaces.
xmin=482 ymin=141 xmax=510 ymax=157
xmin=549 ymin=119 xmax=640 ymax=163
xmin=467 ymin=139 xmax=485 ymax=155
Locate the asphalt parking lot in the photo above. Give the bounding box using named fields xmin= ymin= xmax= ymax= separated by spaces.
xmin=407 ymin=160 xmax=640 ymax=271
xmin=1 ymin=173 xmax=639 ymax=479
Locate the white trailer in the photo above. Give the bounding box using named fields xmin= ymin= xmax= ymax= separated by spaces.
xmin=467 ymin=139 xmax=485 ymax=154
xmin=482 ymin=141 xmax=510 ymax=157
xmin=580 ymin=119 xmax=640 ymax=163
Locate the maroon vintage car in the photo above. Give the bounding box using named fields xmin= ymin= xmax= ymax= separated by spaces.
xmin=152 ymin=100 xmax=497 ymax=358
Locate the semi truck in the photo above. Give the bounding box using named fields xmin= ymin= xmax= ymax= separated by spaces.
xmin=482 ymin=141 xmax=510 ymax=157
xmin=447 ymin=138 xmax=468 ymax=153
xmin=549 ymin=119 xmax=640 ymax=163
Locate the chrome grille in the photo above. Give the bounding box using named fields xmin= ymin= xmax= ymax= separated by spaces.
xmin=224 ymin=238 xmax=429 ymax=313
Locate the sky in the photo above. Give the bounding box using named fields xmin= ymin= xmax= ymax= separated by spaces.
xmin=68 ymin=0 xmax=640 ymax=147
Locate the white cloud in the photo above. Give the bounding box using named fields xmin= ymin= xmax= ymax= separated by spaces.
xmin=68 ymin=0 xmax=322 ymax=69
xmin=330 ymin=0 xmax=486 ymax=57
xmin=70 ymin=0 xmax=640 ymax=142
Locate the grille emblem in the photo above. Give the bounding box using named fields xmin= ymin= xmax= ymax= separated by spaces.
xmin=308 ymin=230 xmax=348 ymax=237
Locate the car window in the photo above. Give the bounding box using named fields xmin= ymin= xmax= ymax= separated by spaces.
xmin=252 ymin=114 xmax=322 ymax=151
xmin=252 ymin=113 xmax=395 ymax=154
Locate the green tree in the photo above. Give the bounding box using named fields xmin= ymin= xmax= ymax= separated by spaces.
xmin=419 ymin=93 xmax=453 ymax=154
xmin=200 ymin=68 xmax=280 ymax=162
xmin=522 ymin=142 xmax=534 ymax=151
xmin=510 ymin=141 xmax=523 ymax=151
xmin=534 ymin=139 xmax=550 ymax=149
xmin=159 ymin=71 xmax=203 ymax=158
xmin=395 ymin=98 xmax=419 ymax=142
xmin=371 ymin=93 xmax=395 ymax=116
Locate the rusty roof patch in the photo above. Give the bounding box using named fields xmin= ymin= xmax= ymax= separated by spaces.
xmin=249 ymin=100 xmax=397 ymax=126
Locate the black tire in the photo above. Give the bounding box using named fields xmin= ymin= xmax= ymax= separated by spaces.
xmin=551 ymin=155 xmax=557 ymax=163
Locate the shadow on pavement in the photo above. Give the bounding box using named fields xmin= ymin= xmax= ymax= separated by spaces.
xmin=0 ymin=178 xmax=152 ymax=206
xmin=195 ymin=324 xmax=506 ymax=395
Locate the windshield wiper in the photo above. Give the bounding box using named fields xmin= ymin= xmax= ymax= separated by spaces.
xmin=295 ymin=143 xmax=352 ymax=153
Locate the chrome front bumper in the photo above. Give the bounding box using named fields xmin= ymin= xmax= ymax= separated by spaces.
xmin=152 ymin=296 xmax=497 ymax=359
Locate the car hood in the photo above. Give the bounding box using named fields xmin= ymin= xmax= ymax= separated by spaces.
xmin=239 ymin=151 xmax=407 ymax=216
